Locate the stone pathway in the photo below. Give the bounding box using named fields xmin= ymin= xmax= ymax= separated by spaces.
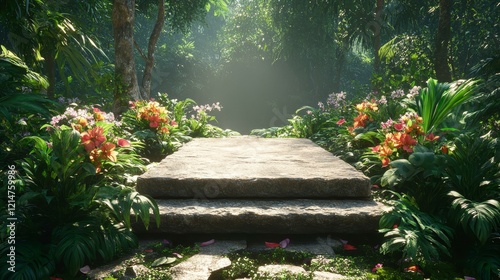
xmin=135 ymin=137 xmax=385 ymax=235
xmin=87 ymin=236 xmax=351 ymax=280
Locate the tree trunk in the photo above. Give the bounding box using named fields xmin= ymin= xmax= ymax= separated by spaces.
xmin=140 ymin=0 xmax=165 ymax=100
xmin=43 ymin=48 xmax=56 ymax=99
xmin=434 ymin=0 xmax=452 ymax=82
xmin=112 ymin=0 xmax=140 ymax=115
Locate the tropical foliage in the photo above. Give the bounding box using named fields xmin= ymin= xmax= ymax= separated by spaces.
xmin=252 ymin=75 xmax=499 ymax=278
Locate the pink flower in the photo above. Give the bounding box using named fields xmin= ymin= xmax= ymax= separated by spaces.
xmin=372 ymin=263 xmax=383 ymax=272
xmin=393 ymin=122 xmax=404 ymax=131
xmin=336 ymin=118 xmax=346 ymax=125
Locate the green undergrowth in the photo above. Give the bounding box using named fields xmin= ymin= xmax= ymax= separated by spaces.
xmin=221 ymin=245 xmax=463 ymax=280
xmin=97 ymin=240 xmax=464 ymax=280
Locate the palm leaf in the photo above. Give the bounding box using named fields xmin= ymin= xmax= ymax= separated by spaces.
xmin=416 ymin=78 xmax=478 ymax=134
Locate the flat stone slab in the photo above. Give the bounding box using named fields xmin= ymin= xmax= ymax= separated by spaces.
xmin=137 ymin=137 xmax=371 ymax=199
xmin=134 ymin=199 xmax=384 ymax=234
xmin=169 ymin=240 xmax=246 ymax=280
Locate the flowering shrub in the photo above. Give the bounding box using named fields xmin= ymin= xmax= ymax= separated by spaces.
xmin=122 ymin=95 xmax=235 ymax=161
xmin=371 ymin=112 xmax=426 ymax=167
xmin=347 ymin=100 xmax=379 ymax=134
xmin=50 ymin=105 xmax=135 ymax=173
xmin=132 ymin=100 xmax=176 ymax=134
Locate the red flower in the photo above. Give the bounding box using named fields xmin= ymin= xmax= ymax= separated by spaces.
xmin=336 ymin=118 xmax=346 ymax=125
xmin=393 ymin=224 xmax=398 ymax=229
xmin=425 ymin=133 xmax=439 ymax=141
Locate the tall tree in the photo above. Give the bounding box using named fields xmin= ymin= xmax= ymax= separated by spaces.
xmin=435 ymin=0 xmax=452 ymax=82
xmin=139 ymin=0 xmax=165 ymax=100
xmin=113 ymin=0 xmax=140 ymax=114
xmin=112 ymin=0 xmax=228 ymax=113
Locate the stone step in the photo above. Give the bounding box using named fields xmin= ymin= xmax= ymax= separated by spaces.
xmin=137 ymin=137 xmax=371 ymax=199
xmin=133 ymin=199 xmax=385 ymax=234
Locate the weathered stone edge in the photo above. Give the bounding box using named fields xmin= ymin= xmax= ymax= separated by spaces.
xmin=136 ymin=177 xmax=371 ymax=199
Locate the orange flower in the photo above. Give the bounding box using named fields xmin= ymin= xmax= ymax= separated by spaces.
xmin=160 ymin=126 xmax=169 ymax=134
xmin=78 ymin=117 xmax=88 ymax=127
xmin=392 ymin=132 xmax=417 ymax=153
xmin=381 ymin=157 xmax=390 ymax=167
xmin=100 ymin=142 xmax=117 ymax=162
xmin=404 ymin=265 xmax=423 ymax=274
xmin=441 ymin=145 xmax=448 ymax=154
xmin=93 ymin=108 xmax=105 ymax=121
xmin=88 ymin=148 xmax=102 ymax=172
xmin=81 ymin=126 xmax=106 ymax=152
xmin=353 ymin=113 xmax=369 ymax=128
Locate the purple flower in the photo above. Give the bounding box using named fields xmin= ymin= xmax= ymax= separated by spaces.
xmin=407 ymin=86 xmax=421 ymax=99
xmin=391 ymin=89 xmax=405 ymax=99
xmin=318 ymin=102 xmax=325 ymax=111
xmin=327 ymin=92 xmax=347 ymax=109
xmin=377 ymin=95 xmax=387 ymax=105
xmin=381 ymin=118 xmax=393 ymax=129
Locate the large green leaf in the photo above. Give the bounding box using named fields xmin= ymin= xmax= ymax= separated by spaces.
xmin=416 ymin=78 xmax=478 ymax=134
xmin=448 ymin=191 xmax=500 ymax=245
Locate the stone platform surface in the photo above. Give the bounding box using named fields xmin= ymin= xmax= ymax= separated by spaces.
xmin=137 ymin=137 xmax=371 ymax=199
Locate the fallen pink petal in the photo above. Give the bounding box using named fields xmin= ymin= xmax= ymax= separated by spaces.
xmin=340 ymin=239 xmax=348 ymax=245
xmin=265 ymin=242 xmax=280 ymax=248
xmin=80 ymin=265 xmax=90 ymax=274
xmin=200 ymin=239 xmax=215 ymax=247
xmin=343 ymin=244 xmax=357 ymax=250
xmin=279 ymin=238 xmax=290 ymax=248
xmin=117 ymin=138 xmax=131 ymax=147
xmin=144 ymin=249 xmax=153 ymax=253
xmin=464 ymin=277 xmax=476 ymax=280
xmin=173 ymin=252 xmax=183 ymax=258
